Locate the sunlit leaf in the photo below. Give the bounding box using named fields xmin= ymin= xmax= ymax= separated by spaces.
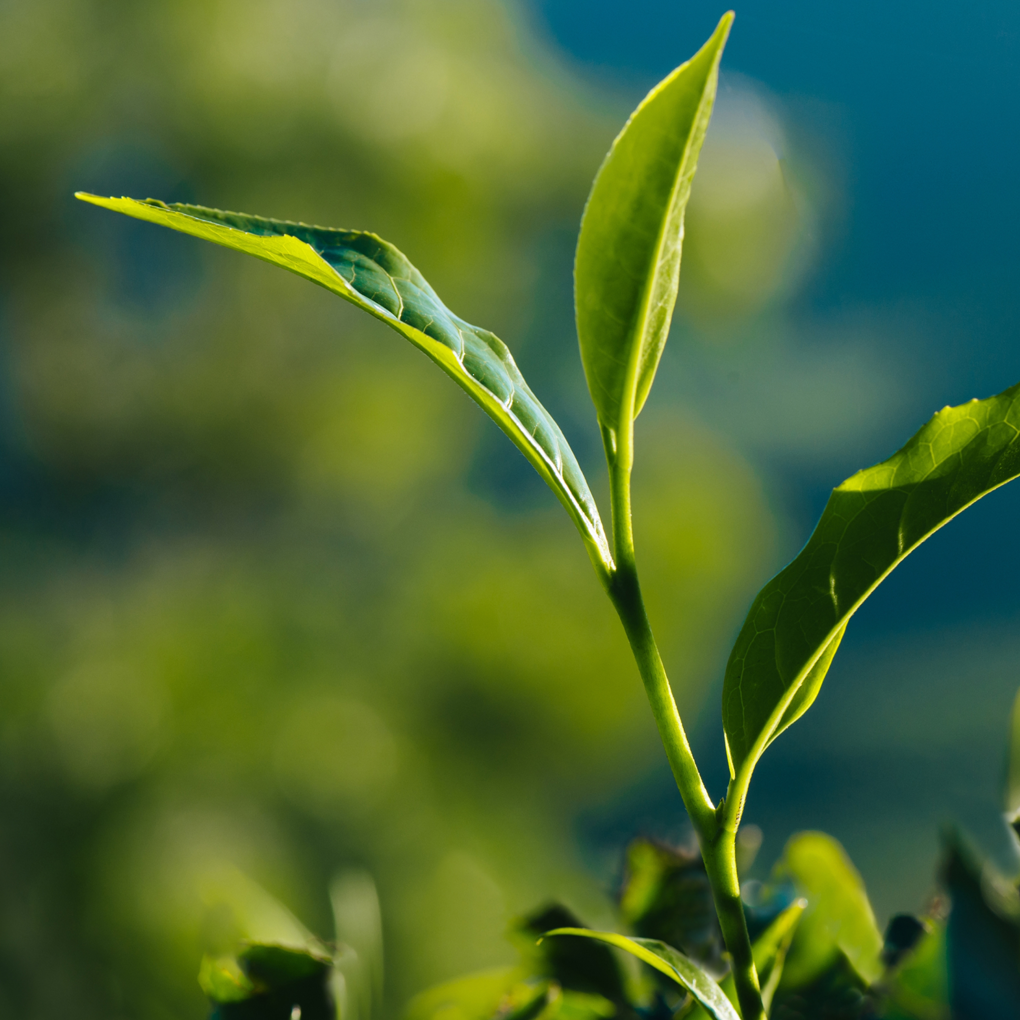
xmin=403 ymin=967 xmax=523 ymax=1020
xmin=723 ymin=382 xmax=1020 ymax=773
xmin=774 ymin=833 xmax=882 ymax=989
xmin=574 ymin=13 xmax=732 ymax=434
xmin=75 ymin=193 xmax=613 ymax=575
xmin=541 ymin=929 xmax=739 ymax=1020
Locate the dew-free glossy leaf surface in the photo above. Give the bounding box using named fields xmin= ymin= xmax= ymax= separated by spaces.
xmin=75 ymin=194 xmax=612 ymax=574
xmin=542 ymin=929 xmax=739 ymax=1020
xmin=723 ymin=382 xmax=1020 ymax=772
xmin=574 ymin=13 xmax=732 ymax=432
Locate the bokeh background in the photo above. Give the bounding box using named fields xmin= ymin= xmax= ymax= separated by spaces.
xmin=2 ymin=0 xmax=1019 ymax=1016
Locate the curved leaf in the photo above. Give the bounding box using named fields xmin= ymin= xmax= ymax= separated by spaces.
xmin=574 ymin=13 xmax=732 ymax=434
xmin=541 ymin=929 xmax=739 ymax=1020
xmin=74 ymin=193 xmax=613 ymax=576
xmin=723 ymin=381 xmax=1020 ymax=773
xmin=774 ymin=834 xmax=882 ymax=989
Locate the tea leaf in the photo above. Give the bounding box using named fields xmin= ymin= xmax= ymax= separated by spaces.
xmin=723 ymin=382 xmax=1020 ymax=773
xmin=774 ymin=833 xmax=883 ymax=989
xmin=74 ymin=194 xmax=613 ymax=575
xmin=574 ymin=13 xmax=732 ymax=435
xmin=541 ymin=929 xmax=739 ymax=1020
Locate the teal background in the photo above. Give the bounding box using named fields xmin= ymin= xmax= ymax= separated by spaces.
xmin=0 ymin=1 xmax=1018 ymax=1016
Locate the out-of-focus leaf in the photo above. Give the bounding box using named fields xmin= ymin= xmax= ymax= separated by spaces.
xmin=200 ymin=956 xmax=255 ymax=1004
xmin=204 ymin=943 xmax=337 ymax=1020
xmin=774 ymin=833 xmax=883 ymax=989
xmin=723 ymin=382 xmax=1020 ymax=773
xmin=1005 ymin=687 xmax=1020 ymax=835
xmin=331 ymin=869 xmax=384 ymax=1020
xmin=541 ymin=929 xmax=739 ymax=1020
xmin=618 ymin=839 xmax=725 ymax=978
xmin=517 ymin=905 xmax=628 ymax=1005
xmin=881 ymin=921 xmax=949 ymax=1020
xmin=403 ymin=967 xmax=523 ymax=1020
xmin=942 ymin=835 xmax=1020 ymax=1019
xmin=404 ymin=972 xmax=615 ymax=1020
xmin=74 ymin=193 xmax=612 ymax=575
xmin=574 ymin=14 xmax=731 ymax=435
xmin=767 ymin=951 xmax=871 ymax=1020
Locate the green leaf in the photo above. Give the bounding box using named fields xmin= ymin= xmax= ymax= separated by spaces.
xmin=617 ymin=838 xmax=725 ymax=979
xmin=517 ymin=905 xmax=628 ymax=1004
xmin=942 ymin=833 xmax=1020 ymax=1017
xmin=403 ymin=967 xmax=523 ymax=1020
xmin=723 ymin=381 xmax=1020 ymax=774
xmin=202 ymin=943 xmax=338 ymax=1020
xmin=1005 ymin=687 xmax=1020 ymax=828
xmin=574 ymin=13 xmax=732 ymax=434
xmin=74 ymin=193 xmax=612 ymax=576
xmin=542 ymin=929 xmax=739 ymax=1020
xmin=683 ymin=899 xmax=806 ymax=1020
xmin=774 ymin=833 xmax=883 ymax=989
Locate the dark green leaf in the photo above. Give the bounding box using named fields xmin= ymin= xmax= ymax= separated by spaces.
xmin=942 ymin=833 xmax=1020 ymax=1019
xmin=203 ymin=943 xmax=337 ymax=1020
xmin=518 ymin=905 xmax=628 ymax=1005
xmin=75 ymin=193 xmax=612 ymax=576
xmin=541 ymin=929 xmax=739 ymax=1020
xmin=768 ymin=951 xmax=871 ymax=1020
xmin=773 ymin=833 xmax=882 ymax=989
xmin=574 ymin=13 xmax=732 ymax=434
xmin=723 ymin=382 xmax=1020 ymax=773
xmin=618 ymin=839 xmax=725 ymax=979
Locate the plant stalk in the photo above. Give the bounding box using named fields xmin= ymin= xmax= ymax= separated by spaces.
xmin=703 ymin=825 xmax=765 ymax=1020
xmin=602 ymin=421 xmax=765 ymax=1020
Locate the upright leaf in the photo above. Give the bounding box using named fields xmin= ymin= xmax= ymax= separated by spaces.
xmin=723 ymin=382 xmax=1020 ymax=774
xmin=541 ymin=929 xmax=740 ymax=1020
xmin=773 ymin=833 xmax=883 ymax=990
xmin=75 ymin=194 xmax=613 ymax=575
xmin=574 ymin=13 xmax=732 ymax=434
xmin=1005 ymin=687 xmax=1020 ymax=833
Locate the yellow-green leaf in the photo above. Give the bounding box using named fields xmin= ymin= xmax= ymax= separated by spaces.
xmin=75 ymin=194 xmax=613 ymax=577
xmin=574 ymin=13 xmax=732 ymax=435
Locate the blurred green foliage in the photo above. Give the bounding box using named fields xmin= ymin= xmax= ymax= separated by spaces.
xmin=0 ymin=1 xmax=789 ymax=1016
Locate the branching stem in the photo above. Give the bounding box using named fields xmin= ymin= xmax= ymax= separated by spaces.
xmin=601 ymin=419 xmax=765 ymax=1020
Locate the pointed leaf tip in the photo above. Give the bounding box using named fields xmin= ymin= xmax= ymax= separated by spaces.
xmin=723 ymin=379 xmax=1020 ymax=774
xmin=575 ymin=13 xmax=731 ymax=432
xmin=75 ymin=194 xmax=613 ymax=577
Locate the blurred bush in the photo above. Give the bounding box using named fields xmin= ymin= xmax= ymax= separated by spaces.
xmin=0 ymin=1 xmax=796 ymax=1017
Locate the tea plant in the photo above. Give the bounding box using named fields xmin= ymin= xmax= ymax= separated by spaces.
xmin=77 ymin=12 xmax=1020 ymax=1019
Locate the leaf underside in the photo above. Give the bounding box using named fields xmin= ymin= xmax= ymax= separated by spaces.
xmin=574 ymin=12 xmax=732 ymax=433
xmin=74 ymin=193 xmax=612 ymax=574
xmin=542 ymin=928 xmax=740 ymax=1020
xmin=723 ymin=382 xmax=1020 ymax=772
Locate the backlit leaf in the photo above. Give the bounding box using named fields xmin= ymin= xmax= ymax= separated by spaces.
xmin=574 ymin=13 xmax=732 ymax=434
xmin=75 ymin=194 xmax=613 ymax=575
xmin=541 ymin=929 xmax=739 ymax=1020
xmin=774 ymin=833 xmax=883 ymax=989
xmin=723 ymin=382 xmax=1020 ymax=773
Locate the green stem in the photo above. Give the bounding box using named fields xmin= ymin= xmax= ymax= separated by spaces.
xmin=703 ymin=823 xmax=765 ymax=1020
xmin=602 ymin=421 xmax=765 ymax=1020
